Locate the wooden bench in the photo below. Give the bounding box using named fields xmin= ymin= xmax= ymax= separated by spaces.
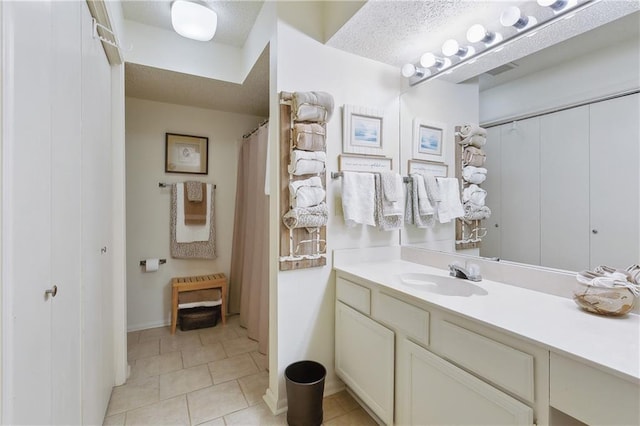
xmin=171 ymin=273 xmax=227 ymax=334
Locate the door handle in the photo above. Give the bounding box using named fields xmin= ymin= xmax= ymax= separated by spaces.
xmin=45 ymin=285 xmax=58 ymax=298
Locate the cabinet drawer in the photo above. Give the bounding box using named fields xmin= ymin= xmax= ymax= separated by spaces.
xmin=374 ymin=293 xmax=429 ymax=346
xmin=550 ymin=352 xmax=640 ymax=425
xmin=437 ymin=321 xmax=535 ymax=403
xmin=336 ymin=277 xmax=370 ymax=315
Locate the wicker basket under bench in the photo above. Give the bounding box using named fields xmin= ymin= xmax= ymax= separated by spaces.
xmin=171 ymin=273 xmax=227 ymax=334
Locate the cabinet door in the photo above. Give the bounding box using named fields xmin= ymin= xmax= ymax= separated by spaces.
xmin=335 ymin=302 xmax=394 ymax=425
xmin=396 ymin=338 xmax=533 ymax=426
xmin=500 ymin=118 xmax=541 ymax=266
xmin=589 ymin=93 xmax=639 ymax=268
xmin=540 ymin=106 xmax=590 ymax=271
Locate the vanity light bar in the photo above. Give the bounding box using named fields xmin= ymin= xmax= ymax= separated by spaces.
xmin=406 ymin=0 xmax=601 ymax=86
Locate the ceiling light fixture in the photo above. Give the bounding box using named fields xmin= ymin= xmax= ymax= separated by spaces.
xmin=401 ymin=0 xmax=601 ymax=86
xmin=171 ymin=0 xmax=218 ymax=42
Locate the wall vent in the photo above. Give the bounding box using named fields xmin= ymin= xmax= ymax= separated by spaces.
xmin=485 ymin=62 xmax=518 ymax=76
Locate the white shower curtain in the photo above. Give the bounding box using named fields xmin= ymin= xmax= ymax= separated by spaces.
xmin=229 ymin=122 xmax=269 ymax=354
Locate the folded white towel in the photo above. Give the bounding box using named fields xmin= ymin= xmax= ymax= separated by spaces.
xmin=289 ymin=176 xmax=325 ymax=208
xmin=410 ymin=176 xmax=435 ymax=228
xmin=178 ymin=300 xmax=222 ymax=309
xmin=288 ymin=150 xmax=326 ymax=175
xmin=342 ymin=172 xmax=376 ymax=227
xmin=436 ymin=178 xmax=465 ymax=223
xmin=459 ymin=134 xmax=486 ymax=147
xmin=462 ymin=166 xmax=487 ymax=184
xmin=374 ymin=174 xmax=403 ymax=231
xmin=293 ymin=91 xmax=335 ymax=122
xmin=380 ymin=172 xmax=404 ymax=216
xmin=176 ymin=183 xmax=212 ymax=243
xmin=462 ymin=184 xmax=487 ymax=207
xmin=459 ymin=124 xmax=487 ymax=138
xmin=464 ymin=203 xmax=492 ymax=221
xmin=423 ymin=174 xmax=441 ymax=203
xmin=414 ymin=174 xmax=434 ymax=216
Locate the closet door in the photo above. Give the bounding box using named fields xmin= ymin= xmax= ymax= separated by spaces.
xmin=500 ymin=118 xmax=541 ymax=266
xmin=480 ymin=125 xmax=502 ymax=259
xmin=80 ymin=3 xmax=115 ymax=424
xmin=589 ymin=94 xmax=639 ymax=268
xmin=540 ymin=106 xmax=590 ymax=271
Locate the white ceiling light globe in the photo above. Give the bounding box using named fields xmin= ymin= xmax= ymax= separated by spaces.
xmin=420 ymin=52 xmax=440 ymax=68
xmin=537 ymin=0 xmax=567 ymax=10
xmin=171 ymin=0 xmax=218 ymax=41
xmin=442 ymin=39 xmax=469 ymax=57
xmin=500 ymin=6 xmax=529 ymax=29
xmin=401 ymin=64 xmax=417 ymax=78
xmin=467 ymin=24 xmax=494 ymax=44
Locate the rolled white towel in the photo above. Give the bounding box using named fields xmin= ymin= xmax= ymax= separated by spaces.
xmin=289 ymin=176 xmax=325 ymax=208
xmin=462 ymin=184 xmax=487 ymax=207
xmin=293 ymin=91 xmax=335 ymax=122
xmin=458 ymin=124 xmax=487 ymax=138
xmin=462 ymin=166 xmax=487 ymax=184
xmin=288 ymin=150 xmax=326 ymax=175
xmin=459 ymin=134 xmax=486 ymax=147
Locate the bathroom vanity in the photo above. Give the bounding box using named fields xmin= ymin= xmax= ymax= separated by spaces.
xmin=333 ymin=247 xmax=640 ymax=425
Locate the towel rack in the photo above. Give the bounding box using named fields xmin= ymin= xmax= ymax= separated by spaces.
xmin=139 ymin=259 xmax=167 ymax=266
xmin=159 ymin=182 xmax=217 ymax=189
xmin=331 ymin=171 xmax=412 ymax=183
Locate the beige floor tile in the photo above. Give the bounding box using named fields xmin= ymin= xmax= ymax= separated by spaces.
xmin=322 ymin=394 xmax=348 ymax=421
xmin=323 ymin=408 xmax=377 ymax=426
xmin=139 ymin=326 xmax=172 ymax=342
xmin=232 ymin=324 xmax=248 ymax=338
xmin=182 ymin=342 xmax=227 ymax=369
xmin=222 ymin=336 xmax=259 ymax=357
xmin=129 ymin=351 xmax=183 ymax=381
xmin=193 ymin=417 xmax=225 ymax=426
xmin=160 ymin=333 xmax=203 ymax=354
xmin=199 ymin=326 xmax=239 ymax=345
xmin=127 ymin=339 xmax=160 ymax=362
xmin=125 ymin=395 xmax=189 ymax=426
xmin=224 ymin=402 xmax=286 ymax=425
xmin=249 ymin=351 xmax=268 ymax=372
xmin=159 ymin=364 xmax=212 ymax=400
xmin=103 ymin=412 xmax=125 ymax=426
xmin=187 ymin=381 xmax=248 ymax=425
xmin=209 ymin=353 xmax=258 ymax=384
xmin=127 ymin=331 xmax=140 ymax=347
xmin=106 ymin=376 xmax=159 ymax=416
xmin=333 ymin=390 xmax=360 ymax=412
xmin=237 ymin=371 xmax=269 ymax=405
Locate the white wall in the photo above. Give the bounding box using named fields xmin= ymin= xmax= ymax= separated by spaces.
xmin=270 ymin=14 xmax=403 ymax=411
xmin=399 ymin=79 xmax=479 ymax=250
xmin=125 ymin=97 xmax=265 ymax=331
xmin=480 ymin=36 xmax=640 ymax=124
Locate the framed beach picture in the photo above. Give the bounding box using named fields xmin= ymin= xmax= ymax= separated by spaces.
xmin=413 ymin=118 xmax=447 ymax=163
xmin=343 ymin=105 xmax=384 ymax=155
xmin=165 ymin=133 xmax=209 ymax=174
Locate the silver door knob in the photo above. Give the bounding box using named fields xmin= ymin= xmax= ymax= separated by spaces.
xmin=592 ymin=229 xmax=598 ymax=234
xmin=45 ymin=285 xmax=58 ymax=298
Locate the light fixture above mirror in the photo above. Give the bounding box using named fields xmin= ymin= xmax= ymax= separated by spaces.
xmin=403 ymin=0 xmax=602 ymax=86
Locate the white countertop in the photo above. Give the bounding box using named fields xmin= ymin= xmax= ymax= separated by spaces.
xmin=335 ymin=258 xmax=640 ymax=383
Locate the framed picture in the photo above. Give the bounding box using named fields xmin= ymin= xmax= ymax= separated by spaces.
xmin=343 ymin=105 xmax=384 ymax=155
xmin=408 ymin=159 xmax=448 ymax=178
xmin=165 ymin=133 xmax=208 ymax=174
xmin=413 ymin=118 xmax=447 ymax=163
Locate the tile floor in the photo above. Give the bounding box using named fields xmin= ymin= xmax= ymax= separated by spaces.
xmin=104 ymin=315 xmax=376 ymax=425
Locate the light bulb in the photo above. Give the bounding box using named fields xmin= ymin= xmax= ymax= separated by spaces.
xmin=442 ymin=39 xmax=468 ymax=57
xmin=171 ymin=0 xmax=218 ymax=41
xmin=537 ymin=0 xmax=567 ymax=11
xmin=420 ymin=52 xmax=444 ymax=69
xmin=500 ymin=6 xmax=529 ymax=29
xmin=467 ymin=24 xmax=496 ymax=44
xmin=401 ymin=64 xmax=416 ymax=77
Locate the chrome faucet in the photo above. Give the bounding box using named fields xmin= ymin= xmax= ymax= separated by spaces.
xmin=448 ymin=262 xmax=482 ymax=282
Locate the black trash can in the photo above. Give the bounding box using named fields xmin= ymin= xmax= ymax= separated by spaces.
xmin=285 ymin=360 xmax=326 ymax=426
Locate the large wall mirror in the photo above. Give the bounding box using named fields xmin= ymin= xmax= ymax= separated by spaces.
xmin=400 ymin=10 xmax=639 ymax=273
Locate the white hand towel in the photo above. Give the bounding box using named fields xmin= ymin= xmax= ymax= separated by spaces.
xmin=413 ymin=174 xmax=434 ymax=215
xmin=423 ymin=174 xmax=441 ymax=203
xmin=288 ymin=150 xmax=326 ymax=175
xmin=380 ymin=172 xmax=404 ymax=216
xmin=411 ymin=175 xmax=435 ymax=228
xmin=436 ymin=178 xmax=465 ymax=223
xmin=342 ymin=172 xmax=376 ymax=227
xmin=462 ymin=166 xmax=487 ymax=184
xmin=375 ymin=174 xmax=403 ymax=231
xmin=176 ymin=183 xmax=212 ymax=243
xmin=289 ymin=176 xmax=325 ymax=208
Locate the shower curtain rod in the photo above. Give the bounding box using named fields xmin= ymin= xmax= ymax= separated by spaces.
xmin=242 ymin=119 xmax=269 ymax=139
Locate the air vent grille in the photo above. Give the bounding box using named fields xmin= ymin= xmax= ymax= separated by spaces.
xmin=485 ymin=62 xmax=518 ymax=76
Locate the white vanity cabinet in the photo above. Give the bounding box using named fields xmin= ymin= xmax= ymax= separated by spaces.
xmin=335 ymin=278 xmax=395 ymax=425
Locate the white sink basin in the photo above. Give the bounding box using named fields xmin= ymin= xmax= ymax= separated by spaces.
xmin=398 ymin=273 xmax=487 ymax=297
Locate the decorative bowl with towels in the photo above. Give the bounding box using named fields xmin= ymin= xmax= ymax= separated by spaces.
xmin=574 ymin=265 xmax=640 ymax=316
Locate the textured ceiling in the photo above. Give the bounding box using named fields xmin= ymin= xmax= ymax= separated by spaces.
xmin=125 ymin=46 xmax=269 ymax=116
xmin=120 ymin=0 xmax=264 ymax=47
